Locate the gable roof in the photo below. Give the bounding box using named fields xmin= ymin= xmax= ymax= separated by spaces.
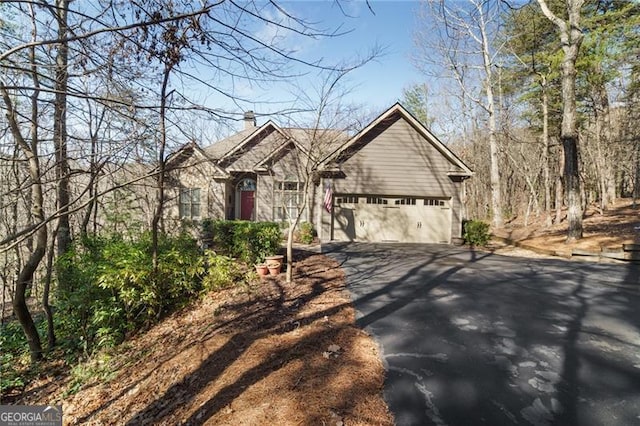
xmin=215 ymin=121 xmax=286 ymax=165
xmin=168 ymin=103 xmax=472 ymax=180
xmin=167 ymin=141 xmax=229 ymax=178
xmin=322 ymin=102 xmax=473 ymax=177
xmin=282 ymin=128 xmax=348 ymax=156
xmin=203 ymin=127 xmax=261 ymax=160
xmin=252 ymin=127 xmax=348 ymax=172
xmin=200 ymin=122 xmax=348 ymax=173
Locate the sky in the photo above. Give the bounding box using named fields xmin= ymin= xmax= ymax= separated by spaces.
xmin=277 ymin=1 xmax=424 ymax=108
xmin=302 ymin=1 xmax=424 ymax=105
xmin=195 ymin=1 xmax=426 ymax=133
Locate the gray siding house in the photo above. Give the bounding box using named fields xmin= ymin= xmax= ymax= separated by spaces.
xmin=166 ymin=103 xmax=473 ymax=244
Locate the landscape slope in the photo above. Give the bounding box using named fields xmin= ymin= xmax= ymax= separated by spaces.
xmin=14 ymin=251 xmax=393 ymax=425
xmin=9 ymin=199 xmax=639 ymax=424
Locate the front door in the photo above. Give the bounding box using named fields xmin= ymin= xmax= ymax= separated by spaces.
xmin=240 ymin=190 xmax=255 ymax=220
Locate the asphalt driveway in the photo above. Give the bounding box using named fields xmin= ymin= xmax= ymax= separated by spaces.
xmin=323 ymin=243 xmax=640 ymax=426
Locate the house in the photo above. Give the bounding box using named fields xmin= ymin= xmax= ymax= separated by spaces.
xmin=166 ymin=103 xmax=473 ymax=244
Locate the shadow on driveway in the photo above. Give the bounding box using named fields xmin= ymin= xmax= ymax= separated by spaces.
xmin=324 ymin=242 xmax=640 ymax=426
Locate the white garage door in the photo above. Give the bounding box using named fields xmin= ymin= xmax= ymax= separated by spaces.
xmin=332 ymin=195 xmax=452 ymax=244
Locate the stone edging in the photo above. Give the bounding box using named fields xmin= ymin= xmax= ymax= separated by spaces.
xmin=492 ymin=236 xmax=640 ymax=264
xmin=490 ymin=236 xmax=570 ymax=259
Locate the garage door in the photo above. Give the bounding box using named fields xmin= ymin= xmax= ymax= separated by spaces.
xmin=332 ymin=195 xmax=452 ymax=243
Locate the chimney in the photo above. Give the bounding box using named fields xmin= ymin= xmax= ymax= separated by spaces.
xmin=244 ymin=111 xmax=256 ymax=130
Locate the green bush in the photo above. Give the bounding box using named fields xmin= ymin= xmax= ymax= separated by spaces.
xmin=202 ymin=220 xmax=281 ymax=263
xmin=56 ymin=233 xmax=204 ymax=354
xmin=6 ymin=231 xmax=266 ymax=395
xmin=65 ymin=352 xmax=116 ymax=396
xmin=297 ymin=222 xmax=315 ymax=244
xmin=462 ymin=219 xmax=491 ymax=247
xmin=202 ymin=251 xmax=245 ymax=291
xmin=0 ymin=321 xmax=31 ymax=393
xmin=56 ymin=236 xmax=128 ymax=352
xmin=96 ymin=233 xmax=203 ymax=322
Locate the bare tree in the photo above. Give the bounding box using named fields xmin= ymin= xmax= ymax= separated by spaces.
xmin=0 ymin=0 xmax=374 ymax=359
xmin=414 ymin=0 xmax=505 ymax=227
xmin=277 ymin=61 xmax=377 ymax=283
xmin=0 ymin=81 xmax=47 ymax=361
xmin=53 ymin=0 xmax=72 ymax=260
xmin=536 ymin=0 xmax=585 ymax=241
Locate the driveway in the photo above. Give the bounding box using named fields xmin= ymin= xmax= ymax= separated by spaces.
xmin=323 ymin=243 xmax=640 ymax=426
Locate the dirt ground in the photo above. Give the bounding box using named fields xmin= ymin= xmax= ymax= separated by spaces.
xmin=11 ymin=251 xmax=393 ymax=425
xmin=489 ymin=198 xmax=640 ymax=259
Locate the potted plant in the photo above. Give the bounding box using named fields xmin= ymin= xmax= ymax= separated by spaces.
xmin=267 ymin=261 xmax=281 ymax=276
xmin=255 ymin=264 xmax=269 ymax=276
xmin=265 ymin=254 xmax=284 ymax=264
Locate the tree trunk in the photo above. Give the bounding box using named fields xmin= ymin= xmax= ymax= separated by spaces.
xmin=537 ymin=0 xmax=585 ymax=241
xmin=14 ymin=247 xmax=45 ymax=362
xmin=1 ymin=82 xmax=46 ymax=362
xmin=564 ymin=131 xmax=582 ymax=240
xmin=43 ymin=226 xmax=59 ymax=349
xmin=286 ymin=225 xmax=295 ymax=283
xmin=555 ymin=143 xmax=564 ymax=224
xmin=541 ymin=78 xmax=552 ymax=227
xmin=593 ymin=64 xmax=612 ymax=212
xmin=480 ymin=10 xmax=502 ymax=228
xmin=54 ymin=0 xmax=72 ymax=259
xmin=561 ymin=39 xmax=584 ymax=240
xmin=152 ymin=64 xmax=173 ymax=272
xmin=634 ymin=144 xmax=640 ymax=207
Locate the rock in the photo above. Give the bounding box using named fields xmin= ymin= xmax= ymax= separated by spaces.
xmin=328 ymin=344 xmax=341 ymax=353
xmin=330 ymin=410 xmax=344 ymax=426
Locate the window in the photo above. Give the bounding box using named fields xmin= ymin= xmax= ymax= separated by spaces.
xmin=336 ymin=196 xmax=358 ymax=204
xmin=238 ymin=178 xmax=256 ymax=191
xmin=395 ymin=198 xmax=416 ymax=205
xmin=274 ymin=179 xmax=304 ymax=221
xmin=424 ymin=198 xmax=446 ymax=207
xmin=366 ymin=197 xmax=388 ymax=205
xmin=180 ymin=188 xmax=201 ymax=219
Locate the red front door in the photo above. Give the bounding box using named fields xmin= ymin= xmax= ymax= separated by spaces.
xmin=240 ymin=191 xmax=255 ymax=220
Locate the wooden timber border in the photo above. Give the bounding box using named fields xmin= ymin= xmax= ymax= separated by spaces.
xmin=491 ymin=236 xmax=640 ymax=264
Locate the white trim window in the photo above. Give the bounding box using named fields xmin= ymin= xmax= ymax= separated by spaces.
xmin=424 ymin=198 xmax=446 ymax=207
xmin=274 ymin=180 xmax=304 ymax=222
xmin=336 ymin=195 xmax=359 ymax=204
xmin=366 ymin=197 xmax=388 ymax=205
xmin=179 ymin=188 xmax=201 ymax=219
xmin=395 ymin=198 xmax=417 ymax=205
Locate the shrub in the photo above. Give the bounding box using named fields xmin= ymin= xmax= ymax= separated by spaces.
xmin=202 ymin=251 xmax=245 ymax=291
xmin=65 ymin=352 xmax=116 ymax=397
xmin=56 ymin=233 xmax=204 ymax=354
xmin=202 ymin=220 xmax=281 ymax=263
xmin=462 ymin=219 xmax=491 ymax=247
xmin=0 ymin=321 xmax=31 ymax=393
xmin=96 ymin=233 xmax=203 ymax=322
xmin=297 ymin=222 xmax=315 ymax=244
xmin=56 ymin=237 xmax=128 ymax=352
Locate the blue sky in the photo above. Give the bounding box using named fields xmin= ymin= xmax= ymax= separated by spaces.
xmin=194 ymin=1 xmax=426 ymax=131
xmin=284 ymin=1 xmax=424 ymax=108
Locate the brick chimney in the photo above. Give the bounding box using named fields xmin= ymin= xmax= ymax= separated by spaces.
xmin=244 ymin=111 xmax=256 ymax=130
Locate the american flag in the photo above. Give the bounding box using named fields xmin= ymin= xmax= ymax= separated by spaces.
xmin=323 ymin=182 xmax=333 ymax=213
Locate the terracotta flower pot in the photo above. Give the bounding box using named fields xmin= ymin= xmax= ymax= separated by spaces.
xmin=255 ymin=264 xmax=269 ymax=276
xmin=265 ymin=255 xmax=284 ymax=264
xmin=267 ymin=262 xmax=281 ymax=276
